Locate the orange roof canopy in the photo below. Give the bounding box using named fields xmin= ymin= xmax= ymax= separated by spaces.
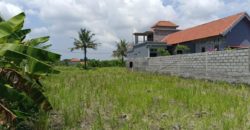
xmin=151 ymin=21 xmax=178 ymax=28
xmin=162 ymin=12 xmax=246 ymax=45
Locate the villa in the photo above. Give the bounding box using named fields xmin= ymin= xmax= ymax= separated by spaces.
xmin=127 ymin=12 xmax=250 ymax=58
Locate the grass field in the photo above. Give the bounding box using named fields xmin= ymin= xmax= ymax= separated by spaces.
xmin=40 ymin=67 xmax=250 ymax=129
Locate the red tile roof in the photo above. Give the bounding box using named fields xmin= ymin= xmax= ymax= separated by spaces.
xmin=70 ymin=58 xmax=81 ymax=62
xmin=162 ymin=12 xmax=246 ymax=45
xmin=151 ymin=21 xmax=178 ymax=28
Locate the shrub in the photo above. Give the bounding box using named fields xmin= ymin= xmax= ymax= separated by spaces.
xmin=157 ymin=48 xmax=170 ymax=56
xmin=175 ymin=45 xmax=190 ymax=54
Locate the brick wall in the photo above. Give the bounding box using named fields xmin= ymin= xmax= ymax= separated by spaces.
xmin=127 ymin=49 xmax=250 ymax=84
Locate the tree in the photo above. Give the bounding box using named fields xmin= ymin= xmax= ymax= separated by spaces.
xmin=71 ymin=28 xmax=98 ymax=69
xmin=175 ymin=45 xmax=190 ymax=54
xmin=112 ymin=39 xmax=128 ymax=63
xmin=157 ymin=48 xmax=170 ymax=56
xmin=0 ymin=12 xmax=60 ymax=128
xmin=0 ymin=15 xmax=4 ymax=22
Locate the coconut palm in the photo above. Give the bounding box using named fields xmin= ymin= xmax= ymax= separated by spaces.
xmin=71 ymin=28 xmax=98 ymax=69
xmin=113 ymin=39 xmax=128 ymax=63
xmin=0 ymin=15 xmax=4 ymax=22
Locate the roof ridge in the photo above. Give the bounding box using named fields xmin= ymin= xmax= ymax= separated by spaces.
xmin=222 ymin=12 xmax=246 ymax=35
xmin=178 ymin=12 xmax=245 ymax=33
xmin=151 ymin=21 xmax=178 ymax=28
xmin=162 ymin=12 xmax=248 ymax=45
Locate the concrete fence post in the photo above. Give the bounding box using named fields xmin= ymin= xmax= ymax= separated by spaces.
xmin=205 ymin=52 xmax=208 ymax=76
xmin=178 ymin=55 xmax=180 ymax=74
xmin=249 ymin=48 xmax=250 ymax=72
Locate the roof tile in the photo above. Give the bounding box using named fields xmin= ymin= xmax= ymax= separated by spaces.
xmin=162 ymin=12 xmax=246 ymax=45
xmin=151 ymin=21 xmax=178 ymax=28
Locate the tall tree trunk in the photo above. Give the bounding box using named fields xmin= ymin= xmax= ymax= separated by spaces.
xmin=121 ymin=56 xmax=124 ymax=64
xmin=84 ymin=47 xmax=87 ymax=69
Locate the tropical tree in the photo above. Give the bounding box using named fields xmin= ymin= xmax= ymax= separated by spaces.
xmin=112 ymin=39 xmax=128 ymax=63
xmin=175 ymin=45 xmax=190 ymax=54
xmin=71 ymin=28 xmax=98 ymax=69
xmin=0 ymin=12 xmax=60 ymax=129
xmin=0 ymin=15 xmax=4 ymax=22
xmin=157 ymin=47 xmax=170 ymax=56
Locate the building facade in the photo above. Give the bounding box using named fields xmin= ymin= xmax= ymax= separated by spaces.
xmin=127 ymin=21 xmax=180 ymax=58
xmin=162 ymin=12 xmax=250 ymax=54
xmin=127 ymin=12 xmax=250 ymax=59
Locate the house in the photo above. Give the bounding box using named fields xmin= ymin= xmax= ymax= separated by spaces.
xmin=127 ymin=21 xmax=180 ymax=58
xmin=162 ymin=12 xmax=250 ymax=54
xmin=66 ymin=58 xmax=82 ymax=65
xmin=127 ymin=12 xmax=250 ymax=58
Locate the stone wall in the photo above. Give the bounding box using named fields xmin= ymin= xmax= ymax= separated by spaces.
xmin=127 ymin=49 xmax=250 ymax=84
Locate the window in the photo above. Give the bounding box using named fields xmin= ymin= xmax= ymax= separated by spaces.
xmin=177 ymin=50 xmax=183 ymax=54
xmin=201 ymin=47 xmax=206 ymax=52
xmin=150 ymin=53 xmax=157 ymax=57
xmin=150 ymin=48 xmax=157 ymax=52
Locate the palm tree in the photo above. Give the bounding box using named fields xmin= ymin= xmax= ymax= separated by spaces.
xmin=0 ymin=15 xmax=4 ymax=22
xmin=113 ymin=39 xmax=128 ymax=63
xmin=0 ymin=13 xmax=5 ymax=22
xmin=71 ymin=28 xmax=98 ymax=69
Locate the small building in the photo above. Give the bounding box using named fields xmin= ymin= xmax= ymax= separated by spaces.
xmin=127 ymin=21 xmax=180 ymax=58
xmin=162 ymin=12 xmax=250 ymax=53
xmin=67 ymin=58 xmax=82 ymax=65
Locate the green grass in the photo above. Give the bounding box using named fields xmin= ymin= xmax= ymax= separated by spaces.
xmin=40 ymin=67 xmax=250 ymax=129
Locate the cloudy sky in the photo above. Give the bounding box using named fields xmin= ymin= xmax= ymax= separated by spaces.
xmin=1 ymin=0 xmax=250 ymax=60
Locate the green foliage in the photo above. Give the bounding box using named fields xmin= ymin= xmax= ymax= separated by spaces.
xmin=157 ymin=47 xmax=170 ymax=56
xmin=0 ymin=13 xmax=24 ymax=39
xmin=70 ymin=28 xmax=98 ymax=69
xmin=87 ymin=59 xmax=125 ymax=67
xmin=24 ymin=36 xmax=49 ymax=46
xmin=0 ymin=12 xmax=60 ymax=128
xmin=42 ymin=67 xmax=250 ymax=129
xmin=224 ymin=47 xmax=234 ymax=50
xmin=175 ymin=45 xmax=190 ymax=54
xmin=0 ymin=15 xmax=4 ymax=22
xmin=112 ymin=39 xmax=128 ymax=63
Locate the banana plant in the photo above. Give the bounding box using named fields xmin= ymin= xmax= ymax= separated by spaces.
xmin=0 ymin=12 xmax=61 ymax=128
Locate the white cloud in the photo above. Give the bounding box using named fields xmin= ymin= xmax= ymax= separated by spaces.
xmin=28 ymin=27 xmax=49 ymax=38
xmin=23 ymin=0 xmax=178 ymax=59
xmin=1 ymin=0 xmax=250 ymax=59
xmin=169 ymin=0 xmax=225 ymax=29
xmin=177 ymin=0 xmax=224 ymax=19
xmin=0 ymin=1 xmax=22 ymax=19
xmin=27 ymin=0 xmax=176 ymax=37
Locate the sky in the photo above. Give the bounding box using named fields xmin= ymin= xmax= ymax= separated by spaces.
xmin=0 ymin=0 xmax=250 ymax=60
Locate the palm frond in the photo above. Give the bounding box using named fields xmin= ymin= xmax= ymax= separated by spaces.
xmin=0 ymin=15 xmax=5 ymax=22
xmin=71 ymin=28 xmax=98 ymax=51
xmin=113 ymin=39 xmax=128 ymax=58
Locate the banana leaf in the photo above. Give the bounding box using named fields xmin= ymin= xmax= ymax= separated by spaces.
xmin=40 ymin=44 xmax=52 ymax=49
xmin=0 ymin=50 xmax=59 ymax=74
xmin=0 ymin=84 xmax=36 ymax=112
xmin=7 ymin=29 xmax=31 ymax=43
xmin=0 ymin=13 xmax=25 ymax=39
xmin=0 ymin=69 xmax=52 ymax=111
xmin=0 ymin=103 xmax=17 ymax=125
xmin=24 ymin=36 xmax=49 ymax=46
xmin=0 ymin=43 xmax=60 ymax=62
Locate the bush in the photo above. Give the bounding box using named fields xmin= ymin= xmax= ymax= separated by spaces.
xmin=157 ymin=48 xmax=170 ymax=56
xmin=175 ymin=45 xmax=190 ymax=54
xmin=59 ymin=59 xmax=125 ymax=68
xmin=88 ymin=59 xmax=125 ymax=67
